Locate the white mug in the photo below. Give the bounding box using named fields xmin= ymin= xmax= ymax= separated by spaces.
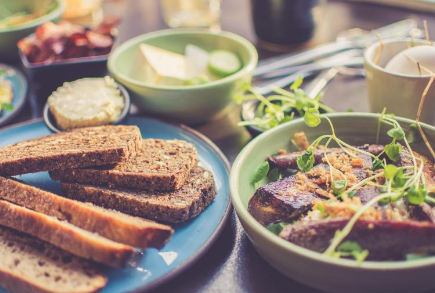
xmin=364 ymin=38 xmax=435 ymax=124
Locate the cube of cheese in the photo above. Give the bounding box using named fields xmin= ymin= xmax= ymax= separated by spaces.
xmin=130 ymin=44 xmax=188 ymax=86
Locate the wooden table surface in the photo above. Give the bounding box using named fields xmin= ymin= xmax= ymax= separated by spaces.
xmin=4 ymin=0 xmax=435 ymax=292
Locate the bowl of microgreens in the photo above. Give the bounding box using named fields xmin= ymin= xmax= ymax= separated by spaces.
xmin=237 ymin=76 xmax=335 ymax=136
xmin=230 ymin=109 xmax=435 ymax=293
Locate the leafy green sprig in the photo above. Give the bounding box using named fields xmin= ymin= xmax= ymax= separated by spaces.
xmin=236 ymin=76 xmax=335 ymax=131
xmin=295 ymin=109 xmax=430 ymax=261
xmin=0 ymin=103 xmax=13 ymax=112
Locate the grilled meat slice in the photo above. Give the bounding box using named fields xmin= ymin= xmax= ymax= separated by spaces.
xmin=248 ymin=175 xmax=322 ymax=226
xmin=280 ymin=219 xmax=435 ymax=260
xmin=250 ymin=148 xmax=376 ymax=226
xmin=268 ymin=145 xmax=384 ymax=170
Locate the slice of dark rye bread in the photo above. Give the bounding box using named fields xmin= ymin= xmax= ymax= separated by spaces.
xmin=0 ymin=199 xmax=134 ymax=267
xmin=0 ymin=125 xmax=142 ymax=177
xmin=0 ymin=176 xmax=173 ymax=249
xmin=61 ymin=166 xmax=216 ymax=223
xmin=0 ymin=226 xmax=106 ymax=293
xmin=50 ymin=139 xmax=198 ymax=191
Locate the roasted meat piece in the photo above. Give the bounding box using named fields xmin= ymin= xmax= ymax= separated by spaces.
xmin=249 ymin=146 xmax=380 ymax=226
xmin=268 ymin=144 xmax=384 ymax=170
xmin=248 ymin=173 xmax=322 ymax=226
xmin=280 ymin=219 xmax=435 ymax=260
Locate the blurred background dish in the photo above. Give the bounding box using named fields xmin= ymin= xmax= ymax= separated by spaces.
xmin=63 ymin=0 xmax=104 ymax=27
xmin=160 ymin=0 xmax=221 ymax=29
xmin=18 ymin=18 xmax=118 ymax=98
xmin=108 ymin=29 xmax=258 ymax=124
xmin=0 ymin=0 xmax=65 ymax=60
xmin=0 ymin=64 xmax=28 ymax=128
xmin=251 ymin=0 xmax=325 ymax=51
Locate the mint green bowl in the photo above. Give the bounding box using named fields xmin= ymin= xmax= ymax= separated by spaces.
xmin=0 ymin=0 xmax=65 ymax=59
xmin=230 ymin=113 xmax=435 ymax=293
xmin=108 ymin=29 xmax=258 ymax=124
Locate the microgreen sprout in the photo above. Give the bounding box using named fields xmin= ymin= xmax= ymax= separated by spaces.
xmin=292 ymin=108 xmax=431 ymax=261
xmin=236 ymin=76 xmax=335 ymax=131
xmin=296 ymin=150 xmax=315 ymax=172
xmin=251 ymin=161 xmax=269 ymax=184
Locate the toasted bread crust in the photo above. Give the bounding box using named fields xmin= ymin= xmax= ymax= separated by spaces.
xmin=0 ymin=177 xmax=173 ymax=249
xmin=61 ymin=167 xmax=216 ymax=223
xmin=0 ymin=125 xmax=142 ymax=176
xmin=51 ymin=139 xmax=198 ymax=191
xmin=0 ymin=200 xmax=134 ymax=267
xmin=0 ymin=227 xmax=106 ymax=293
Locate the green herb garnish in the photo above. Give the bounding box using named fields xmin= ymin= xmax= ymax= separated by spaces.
xmin=267 ymin=168 xmax=282 ymax=182
xmin=385 ymin=142 xmax=402 ymax=162
xmin=267 ymin=222 xmax=290 ymax=235
xmin=336 ymin=241 xmax=369 ymax=262
xmin=332 ymin=180 xmax=347 ymax=196
xmin=296 ymin=150 xmax=315 ymax=172
xmin=304 ymin=108 xmax=321 ymax=127
xmin=384 ymin=164 xmax=398 ymax=180
xmin=406 ymin=185 xmax=426 ymax=205
xmin=236 ymin=76 xmax=334 ymax=131
xmin=251 ymin=161 xmax=270 ymax=184
xmin=0 ymin=103 xmax=13 ymax=112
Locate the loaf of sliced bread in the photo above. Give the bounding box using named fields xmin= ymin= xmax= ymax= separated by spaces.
xmin=0 ymin=226 xmax=106 ymax=293
xmin=51 ymin=139 xmax=197 ymax=191
xmin=0 ymin=199 xmax=134 ymax=267
xmin=0 ymin=125 xmax=142 ymax=176
xmin=61 ymin=166 xmax=216 ymax=223
xmin=0 ymin=176 xmax=173 ymax=249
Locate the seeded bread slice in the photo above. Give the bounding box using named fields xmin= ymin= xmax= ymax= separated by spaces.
xmin=0 ymin=226 xmax=106 ymax=293
xmin=0 ymin=199 xmax=134 ymax=267
xmin=0 ymin=125 xmax=142 ymax=177
xmin=61 ymin=166 xmax=216 ymax=223
xmin=0 ymin=176 xmax=173 ymax=249
xmin=51 ymin=139 xmax=198 ymax=191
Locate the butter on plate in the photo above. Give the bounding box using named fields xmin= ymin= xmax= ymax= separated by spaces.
xmin=48 ymin=77 xmax=125 ymax=131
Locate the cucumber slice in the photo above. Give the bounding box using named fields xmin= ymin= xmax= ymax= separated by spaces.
xmin=208 ymin=50 xmax=242 ymax=77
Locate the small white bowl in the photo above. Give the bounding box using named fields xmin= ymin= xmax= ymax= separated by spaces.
xmin=364 ymin=38 xmax=435 ymax=124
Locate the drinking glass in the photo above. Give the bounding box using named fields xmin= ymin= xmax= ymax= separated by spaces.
xmin=160 ymin=0 xmax=221 ymax=28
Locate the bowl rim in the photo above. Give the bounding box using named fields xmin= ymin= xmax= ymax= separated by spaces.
xmin=107 ymin=28 xmax=258 ymax=90
xmin=43 ymin=77 xmax=131 ymax=133
xmin=0 ymin=0 xmax=65 ymax=33
xmin=364 ymin=38 xmax=433 ymax=79
xmin=231 ymin=112 xmax=435 ymax=270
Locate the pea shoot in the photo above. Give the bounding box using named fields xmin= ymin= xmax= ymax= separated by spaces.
xmin=290 ymin=109 xmax=432 ymax=261
xmin=236 ymin=76 xmax=334 ymax=131
xmin=296 ymin=150 xmax=315 ymax=172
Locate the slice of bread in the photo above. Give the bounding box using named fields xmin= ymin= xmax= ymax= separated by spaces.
xmin=51 ymin=139 xmax=198 ymax=191
xmin=0 ymin=176 xmax=173 ymax=249
xmin=61 ymin=166 xmax=216 ymax=223
xmin=0 ymin=199 xmax=134 ymax=267
xmin=0 ymin=226 xmax=107 ymax=293
xmin=0 ymin=125 xmax=142 ymax=176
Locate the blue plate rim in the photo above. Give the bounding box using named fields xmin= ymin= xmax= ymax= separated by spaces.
xmin=0 ymin=64 xmax=29 ymax=128
xmin=0 ymin=117 xmax=233 ymax=293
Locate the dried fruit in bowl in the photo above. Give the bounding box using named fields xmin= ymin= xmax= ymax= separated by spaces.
xmin=17 ymin=18 xmax=119 ymax=64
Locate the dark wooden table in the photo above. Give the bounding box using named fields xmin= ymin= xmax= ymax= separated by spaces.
xmin=4 ymin=0 xmax=435 ymax=292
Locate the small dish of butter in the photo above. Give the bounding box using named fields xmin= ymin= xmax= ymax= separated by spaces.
xmin=43 ymin=76 xmax=130 ymax=132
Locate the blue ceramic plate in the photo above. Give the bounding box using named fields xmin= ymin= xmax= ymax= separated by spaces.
xmin=0 ymin=117 xmax=231 ymax=293
xmin=0 ymin=64 xmax=28 ymax=127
